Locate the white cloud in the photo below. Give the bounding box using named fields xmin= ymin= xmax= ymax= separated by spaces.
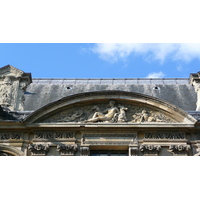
xmin=91 ymin=43 xmax=200 ymax=64
xmin=146 ymin=72 xmax=166 ymax=78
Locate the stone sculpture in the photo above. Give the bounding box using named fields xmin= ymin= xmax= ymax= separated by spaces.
xmin=85 ymin=100 xmax=119 ymax=123
xmin=117 ymin=105 xmax=128 ymax=122
xmin=42 ymin=100 xmax=174 ymax=123
xmin=59 ymin=110 xmax=83 ymax=122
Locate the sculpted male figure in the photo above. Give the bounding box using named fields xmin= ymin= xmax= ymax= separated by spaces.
xmin=86 ymin=100 xmax=119 ymax=122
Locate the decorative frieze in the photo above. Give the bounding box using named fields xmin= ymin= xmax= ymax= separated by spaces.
xmin=168 ymin=145 xmax=190 ymax=156
xmin=34 ymin=132 xmax=75 ymax=140
xmin=0 ymin=133 xmax=21 ymax=140
xmin=144 ymin=132 xmax=185 ymax=140
xmin=28 ymin=144 xmax=49 ymax=156
xmin=80 ymin=146 xmax=90 ymax=156
xmin=42 ymin=100 xmax=176 ymax=123
xmin=57 ymin=144 xmax=78 ymax=156
xmin=140 ymin=145 xmax=161 ymax=156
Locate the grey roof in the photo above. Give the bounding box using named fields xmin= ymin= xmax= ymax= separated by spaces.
xmin=24 ymin=78 xmax=197 ymax=112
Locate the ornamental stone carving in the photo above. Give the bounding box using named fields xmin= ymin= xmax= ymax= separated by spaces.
xmin=0 ymin=65 xmax=32 ymax=111
xmin=144 ymin=132 xmax=185 ymax=140
xmin=57 ymin=144 xmax=78 ymax=156
xmin=85 ymin=100 xmax=119 ymax=123
xmin=34 ymin=132 xmax=75 ymax=140
xmin=168 ymin=145 xmax=190 ymax=156
xmin=28 ymin=144 xmax=49 ymax=156
xmin=42 ymin=100 xmax=175 ymax=123
xmin=140 ymin=145 xmax=161 ymax=156
xmin=0 ymin=133 xmax=21 ymax=140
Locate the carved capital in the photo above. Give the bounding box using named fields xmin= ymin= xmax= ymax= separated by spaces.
xmin=168 ymin=145 xmax=190 ymax=156
xmin=28 ymin=144 xmax=49 ymax=156
xmin=80 ymin=146 xmax=90 ymax=156
xmin=140 ymin=144 xmax=161 ymax=156
xmin=57 ymin=144 xmax=78 ymax=156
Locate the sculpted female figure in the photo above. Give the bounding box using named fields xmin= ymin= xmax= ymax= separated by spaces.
xmin=86 ymin=100 xmax=119 ymax=122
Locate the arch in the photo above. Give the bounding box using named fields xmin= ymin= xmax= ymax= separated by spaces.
xmin=0 ymin=144 xmax=24 ymax=156
xmin=24 ymin=91 xmax=196 ymax=124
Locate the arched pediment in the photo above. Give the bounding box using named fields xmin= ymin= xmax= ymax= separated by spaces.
xmin=24 ymin=91 xmax=197 ymax=125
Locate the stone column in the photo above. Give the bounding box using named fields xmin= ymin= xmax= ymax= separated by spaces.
xmin=129 ymin=146 xmax=139 ymax=156
xmin=80 ymin=146 xmax=90 ymax=156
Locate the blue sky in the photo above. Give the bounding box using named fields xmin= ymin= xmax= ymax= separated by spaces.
xmin=0 ymin=43 xmax=200 ymax=79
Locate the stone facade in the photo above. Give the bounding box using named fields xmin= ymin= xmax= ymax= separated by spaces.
xmin=1 ymin=65 xmax=200 ymax=156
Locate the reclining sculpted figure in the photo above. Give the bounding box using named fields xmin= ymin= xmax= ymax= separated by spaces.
xmin=85 ymin=100 xmax=119 ymax=123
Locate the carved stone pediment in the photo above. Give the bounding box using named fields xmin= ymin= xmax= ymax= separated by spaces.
xmin=41 ymin=100 xmax=176 ymax=124
xmin=25 ymin=91 xmax=196 ymax=125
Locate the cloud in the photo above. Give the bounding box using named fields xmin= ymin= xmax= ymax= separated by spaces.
xmin=91 ymin=43 xmax=200 ymax=64
xmin=146 ymin=72 xmax=166 ymax=78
